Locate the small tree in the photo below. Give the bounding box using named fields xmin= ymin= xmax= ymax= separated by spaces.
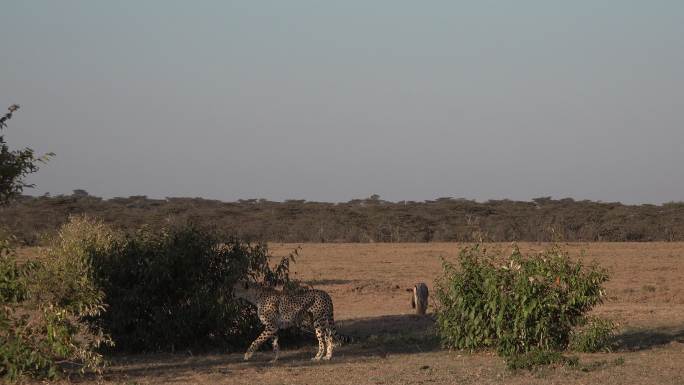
xmin=0 ymin=103 xmax=77 ymax=382
xmin=0 ymin=104 xmax=53 ymax=205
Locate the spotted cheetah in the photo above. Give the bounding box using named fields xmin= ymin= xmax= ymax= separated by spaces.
xmin=233 ymin=281 xmax=339 ymax=361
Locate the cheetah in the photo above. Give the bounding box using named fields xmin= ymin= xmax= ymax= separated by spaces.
xmin=233 ymin=281 xmax=339 ymax=362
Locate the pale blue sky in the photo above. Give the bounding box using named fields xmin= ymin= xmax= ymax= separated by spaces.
xmin=2 ymin=1 xmax=683 ymax=203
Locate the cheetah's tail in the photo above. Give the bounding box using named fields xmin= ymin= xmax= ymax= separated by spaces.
xmin=328 ymin=319 xmax=354 ymax=346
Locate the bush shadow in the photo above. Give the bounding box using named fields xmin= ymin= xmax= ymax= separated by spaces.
xmin=614 ymin=324 xmax=684 ymax=351
xmin=303 ymin=278 xmax=354 ymax=286
xmin=334 ymin=313 xmax=439 ymax=357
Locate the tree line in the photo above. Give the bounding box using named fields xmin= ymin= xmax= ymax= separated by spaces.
xmin=2 ymin=193 xmax=683 ymax=244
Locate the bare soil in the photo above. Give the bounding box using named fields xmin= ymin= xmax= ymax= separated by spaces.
xmin=51 ymin=243 xmax=684 ymax=384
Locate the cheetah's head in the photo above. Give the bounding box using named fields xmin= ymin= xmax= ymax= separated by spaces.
xmin=232 ymin=280 xmax=261 ymax=304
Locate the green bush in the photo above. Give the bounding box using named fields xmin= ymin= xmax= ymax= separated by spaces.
xmin=0 ymin=219 xmax=111 ymax=382
xmin=435 ymin=244 xmax=610 ymax=367
xmin=86 ymin=221 xmax=291 ymax=352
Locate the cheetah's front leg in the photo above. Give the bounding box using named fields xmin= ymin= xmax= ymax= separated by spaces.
xmin=244 ymin=327 xmax=277 ymax=361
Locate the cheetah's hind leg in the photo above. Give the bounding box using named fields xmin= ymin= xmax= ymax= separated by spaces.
xmin=312 ymin=327 xmax=325 ymax=361
xmin=270 ymin=336 xmax=279 ymax=363
xmin=323 ymin=327 xmax=334 ymax=360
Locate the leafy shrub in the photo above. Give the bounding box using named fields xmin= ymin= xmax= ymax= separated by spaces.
xmin=0 ymin=238 xmax=41 ymax=380
xmin=35 ymin=216 xmax=116 ymax=319
xmin=0 ymin=237 xmax=32 ymax=303
xmin=85 ymin=222 xmax=292 ymax=352
xmin=435 ymin=244 xmax=609 ymax=367
xmin=569 ymin=317 xmax=616 ymax=353
xmin=0 ymin=219 xmax=111 ymax=382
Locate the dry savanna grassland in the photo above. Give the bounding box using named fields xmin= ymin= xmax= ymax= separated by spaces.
xmin=28 ymin=242 xmax=684 ymax=385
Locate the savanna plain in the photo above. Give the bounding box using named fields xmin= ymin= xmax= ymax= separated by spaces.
xmin=25 ymin=242 xmax=684 ymax=385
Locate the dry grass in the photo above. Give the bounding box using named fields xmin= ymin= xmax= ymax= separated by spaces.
xmin=24 ymin=242 xmax=684 ymax=385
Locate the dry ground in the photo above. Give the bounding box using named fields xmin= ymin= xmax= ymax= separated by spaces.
xmin=45 ymin=243 xmax=684 ymax=385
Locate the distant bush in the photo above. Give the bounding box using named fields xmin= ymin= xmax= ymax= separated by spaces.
xmin=435 ymin=244 xmax=611 ymax=369
xmin=84 ymin=220 xmax=291 ymax=352
xmin=0 ymin=219 xmax=111 ymax=382
xmin=569 ymin=317 xmax=616 ymax=353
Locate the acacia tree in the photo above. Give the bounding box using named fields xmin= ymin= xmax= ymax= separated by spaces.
xmin=0 ymin=104 xmax=52 ymax=205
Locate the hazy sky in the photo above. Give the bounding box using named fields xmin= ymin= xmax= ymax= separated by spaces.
xmin=2 ymin=1 xmax=683 ymax=204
